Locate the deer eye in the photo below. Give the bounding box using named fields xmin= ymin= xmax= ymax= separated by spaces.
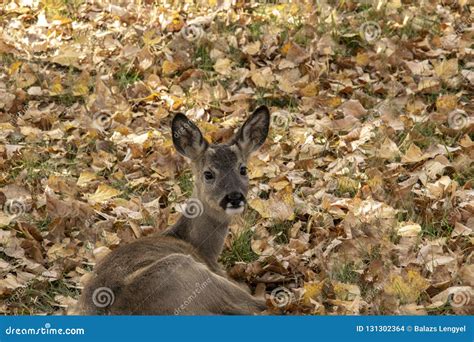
xmin=240 ymin=166 xmax=247 ymax=176
xmin=203 ymin=171 xmax=214 ymax=181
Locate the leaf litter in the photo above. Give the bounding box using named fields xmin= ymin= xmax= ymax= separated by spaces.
xmin=0 ymin=0 xmax=473 ymax=315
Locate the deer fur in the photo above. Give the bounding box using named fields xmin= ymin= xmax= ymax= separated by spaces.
xmin=77 ymin=106 xmax=270 ymax=315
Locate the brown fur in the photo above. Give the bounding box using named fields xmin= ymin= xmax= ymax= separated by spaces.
xmin=77 ymin=106 xmax=270 ymax=315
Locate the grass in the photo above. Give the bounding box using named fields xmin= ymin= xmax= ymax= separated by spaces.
xmin=247 ymin=21 xmax=265 ymax=41
xmin=115 ymin=65 xmax=143 ymax=89
xmin=177 ymin=170 xmax=194 ymax=196
xmin=194 ymin=45 xmax=214 ymax=72
xmin=361 ymin=245 xmax=382 ymax=265
xmin=335 ymin=176 xmax=359 ymax=198
xmin=51 ymin=93 xmax=84 ymax=107
xmin=220 ymin=210 xmax=260 ymax=267
xmin=421 ymin=217 xmax=454 ymax=239
xmin=35 ymin=215 xmax=52 ymax=232
xmin=453 ymin=167 xmax=474 ymax=187
xmin=269 ymin=220 xmax=292 ymax=244
xmin=396 ymin=204 xmax=455 ymax=239
xmin=220 ymin=228 xmax=259 ymax=267
xmin=333 ymin=262 xmax=360 ymax=284
xmin=9 ymin=154 xmax=56 ymax=184
xmin=110 ymin=179 xmax=140 ymax=200
xmin=6 ymin=279 xmax=79 ymax=315
xmin=255 ymin=90 xmax=299 ymax=110
xmin=229 ymin=45 xmax=247 ymax=67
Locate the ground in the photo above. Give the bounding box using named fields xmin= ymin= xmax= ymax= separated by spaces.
xmin=0 ymin=0 xmax=473 ymax=315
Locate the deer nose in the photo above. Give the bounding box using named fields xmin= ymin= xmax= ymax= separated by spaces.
xmin=224 ymin=192 xmax=245 ymax=207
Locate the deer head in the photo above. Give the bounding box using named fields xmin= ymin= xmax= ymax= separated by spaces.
xmin=172 ymin=106 xmax=270 ymax=216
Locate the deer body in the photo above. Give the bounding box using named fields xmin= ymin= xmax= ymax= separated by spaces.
xmin=78 ymin=106 xmax=270 ymax=315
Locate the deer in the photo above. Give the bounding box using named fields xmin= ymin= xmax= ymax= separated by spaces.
xmin=77 ymin=106 xmax=270 ymax=315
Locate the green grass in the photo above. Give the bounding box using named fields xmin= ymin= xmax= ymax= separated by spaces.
xmin=35 ymin=215 xmax=52 ymax=232
xmin=10 ymin=155 xmax=56 ymax=183
xmin=51 ymin=93 xmax=84 ymax=107
xmin=361 ymin=245 xmax=381 ymax=265
xmin=255 ymin=91 xmax=299 ymax=110
xmin=194 ymin=45 xmax=213 ymax=71
xmin=248 ymin=21 xmax=265 ymax=41
xmin=269 ymin=220 xmax=292 ymax=244
xmin=421 ymin=217 xmax=454 ymax=239
xmin=115 ymin=65 xmax=142 ymax=89
xmin=220 ymin=210 xmax=260 ymax=267
xmin=220 ymin=228 xmax=259 ymax=267
xmin=177 ymin=170 xmax=194 ymax=196
xmin=110 ymin=179 xmax=139 ymax=200
xmin=453 ymin=167 xmax=474 ymax=187
xmin=6 ymin=279 xmax=79 ymax=315
xmin=333 ymin=262 xmax=360 ymax=284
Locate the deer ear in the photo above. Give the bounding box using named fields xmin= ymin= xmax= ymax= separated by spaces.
xmin=232 ymin=106 xmax=270 ymax=157
xmin=172 ymin=113 xmax=208 ymax=160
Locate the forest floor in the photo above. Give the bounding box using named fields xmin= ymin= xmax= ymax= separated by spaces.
xmin=0 ymin=0 xmax=473 ymax=315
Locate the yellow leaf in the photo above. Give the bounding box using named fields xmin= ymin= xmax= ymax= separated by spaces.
xmin=337 ymin=176 xmax=359 ymax=195
xmin=77 ymin=171 xmax=97 ymax=186
xmin=143 ymin=29 xmax=161 ymax=46
xmin=242 ymin=41 xmax=261 ymax=56
xmin=88 ymin=184 xmax=121 ymax=204
xmin=214 ymin=58 xmax=233 ymax=76
xmin=327 ymin=96 xmax=342 ymax=108
xmin=355 ymin=52 xmax=369 ymax=66
xmin=436 ymin=94 xmax=457 ymax=114
xmin=397 ymin=223 xmax=422 ymax=237
xmin=249 ymin=185 xmax=294 ymax=220
xmin=401 ymin=144 xmax=424 ymax=163
xmin=434 ymin=58 xmax=458 ymax=80
xmin=334 ymin=282 xmax=361 ymax=301
xmin=162 ymin=60 xmax=180 ymax=76
xmin=302 ymin=281 xmax=324 ymax=305
xmin=299 ymin=83 xmax=318 ymax=97
xmin=49 ymin=77 xmax=64 ymax=95
xmin=251 ymin=67 xmax=274 ymax=89
xmin=384 ymin=270 xmax=429 ymax=304
xmin=72 ymin=72 xmax=90 ymax=96
xmin=417 ymin=78 xmax=440 ymax=93
xmin=379 ymin=137 xmax=400 ymax=161
xmin=281 ymin=42 xmax=293 ymax=55
xmin=8 ymin=61 xmax=22 ymax=75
